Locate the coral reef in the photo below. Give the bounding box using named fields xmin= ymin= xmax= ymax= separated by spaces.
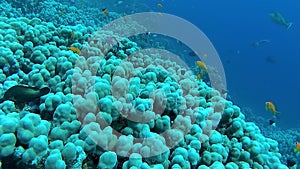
xmin=0 ymin=1 xmax=291 ymax=169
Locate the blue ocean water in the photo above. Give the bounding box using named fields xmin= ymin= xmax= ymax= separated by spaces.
xmin=135 ymin=0 xmax=300 ymax=129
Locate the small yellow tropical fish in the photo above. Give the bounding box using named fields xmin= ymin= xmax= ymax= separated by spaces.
xmin=68 ymin=46 xmax=80 ymax=54
xmin=294 ymin=142 xmax=300 ymax=153
xmin=102 ymin=8 xmax=109 ymax=15
xmin=157 ymin=3 xmax=163 ymax=8
xmin=265 ymin=101 xmax=280 ymax=116
xmin=196 ymin=61 xmax=207 ymax=70
xmin=197 ymin=73 xmax=201 ymax=80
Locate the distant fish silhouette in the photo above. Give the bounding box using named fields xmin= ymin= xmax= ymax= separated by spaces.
xmin=157 ymin=3 xmax=163 ymax=8
xmin=252 ymin=39 xmax=270 ymax=47
xmin=269 ymin=12 xmax=293 ymax=29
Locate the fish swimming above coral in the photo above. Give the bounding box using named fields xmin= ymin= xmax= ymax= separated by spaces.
xmin=269 ymin=119 xmax=276 ymax=127
xmin=265 ymin=101 xmax=280 ymax=118
xmin=269 ymin=12 xmax=293 ymax=29
xmin=0 ymin=85 xmax=51 ymax=110
xmin=68 ymin=46 xmax=80 ymax=54
xmin=294 ymin=142 xmax=300 ymax=153
xmin=102 ymin=8 xmax=109 ymax=15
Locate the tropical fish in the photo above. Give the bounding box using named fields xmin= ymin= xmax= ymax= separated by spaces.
xmin=197 ymin=73 xmax=201 ymax=80
xmin=269 ymin=12 xmax=293 ymax=29
xmin=252 ymin=39 xmax=270 ymax=47
xmin=196 ymin=61 xmax=207 ymax=70
xmin=269 ymin=119 xmax=276 ymax=127
xmin=221 ymin=89 xmax=228 ymax=95
xmin=0 ymin=85 xmax=50 ymax=106
xmin=157 ymin=3 xmax=163 ymax=8
xmin=102 ymin=8 xmax=109 ymax=15
xmin=68 ymin=46 xmax=80 ymax=54
xmin=220 ymin=88 xmax=231 ymax=100
xmin=265 ymin=101 xmax=280 ymax=117
xmin=294 ymin=142 xmax=300 ymax=153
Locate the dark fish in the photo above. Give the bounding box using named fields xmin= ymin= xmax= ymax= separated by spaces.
xmin=0 ymin=85 xmax=50 ymax=104
xmin=221 ymin=89 xmax=228 ymax=95
xmin=269 ymin=119 xmax=276 ymax=126
xmin=286 ymin=159 xmax=296 ymax=167
xmin=225 ymin=93 xmax=232 ymax=101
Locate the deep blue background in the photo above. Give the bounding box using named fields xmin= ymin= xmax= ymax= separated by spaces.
xmin=105 ymin=0 xmax=300 ymax=128
xmin=151 ymin=0 xmax=300 ymax=129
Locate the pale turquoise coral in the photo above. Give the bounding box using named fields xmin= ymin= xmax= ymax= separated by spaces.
xmin=0 ymin=2 xmax=291 ymax=169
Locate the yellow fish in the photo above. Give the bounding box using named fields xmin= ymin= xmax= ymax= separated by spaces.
xmin=68 ymin=46 xmax=80 ymax=54
xmin=102 ymin=8 xmax=109 ymax=15
xmin=294 ymin=142 xmax=300 ymax=153
xmin=265 ymin=101 xmax=280 ymax=116
xmin=196 ymin=61 xmax=207 ymax=70
xmin=197 ymin=73 xmax=201 ymax=80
